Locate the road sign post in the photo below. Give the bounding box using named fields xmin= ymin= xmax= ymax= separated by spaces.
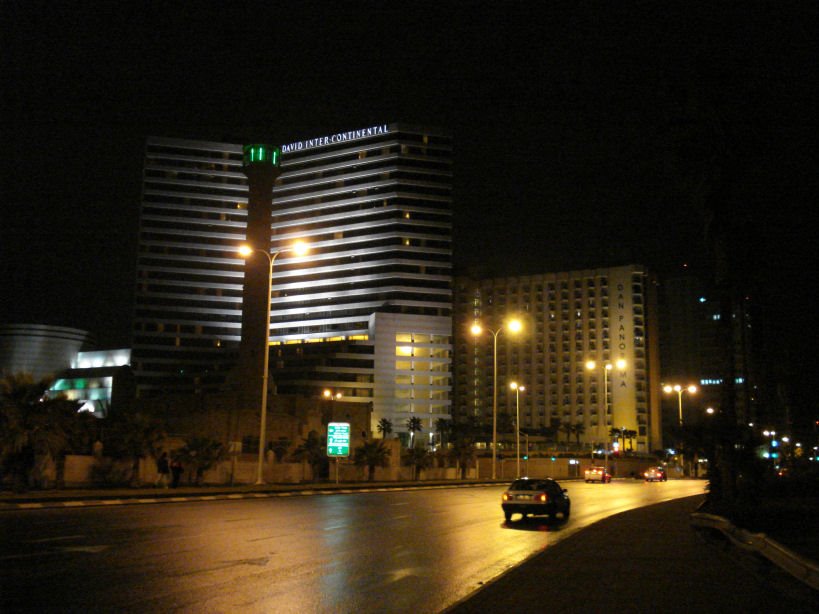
xmin=327 ymin=422 xmax=350 ymax=484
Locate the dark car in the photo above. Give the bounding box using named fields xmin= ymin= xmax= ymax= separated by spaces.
xmin=644 ymin=466 xmax=667 ymax=482
xmin=501 ymin=478 xmax=571 ymax=522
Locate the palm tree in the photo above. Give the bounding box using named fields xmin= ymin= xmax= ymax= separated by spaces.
xmin=406 ymin=416 xmax=423 ymax=448
xmin=448 ymin=438 xmax=476 ymax=479
xmin=1 ymin=373 xmax=50 ymax=489
xmin=354 ymin=439 xmax=391 ymax=481
xmin=175 ymin=437 xmax=226 ymax=485
xmin=33 ymin=396 xmax=94 ymax=488
xmin=572 ymin=422 xmax=586 ymax=447
xmin=290 ymin=430 xmax=326 ymax=481
xmin=559 ymin=422 xmax=573 ymax=445
xmin=404 ymin=447 xmax=432 ymax=480
xmin=1 ymin=373 xmax=93 ymax=489
xmin=377 ymin=417 xmax=393 ymax=439
xmin=104 ymin=411 xmax=166 ymax=486
xmin=434 ymin=418 xmax=453 ymax=448
xmin=624 ymin=429 xmax=638 ymax=452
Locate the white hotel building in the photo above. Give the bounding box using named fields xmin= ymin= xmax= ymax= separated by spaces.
xmin=132 ymin=123 xmax=453 ymax=440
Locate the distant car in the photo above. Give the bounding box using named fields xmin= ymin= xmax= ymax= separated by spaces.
xmin=501 ymin=478 xmax=571 ymax=522
xmin=644 ymin=466 xmax=667 ymax=482
xmin=584 ymin=466 xmax=612 ymax=483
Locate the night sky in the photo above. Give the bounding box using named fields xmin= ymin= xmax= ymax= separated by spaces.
xmin=2 ymin=3 xmax=817 ymax=423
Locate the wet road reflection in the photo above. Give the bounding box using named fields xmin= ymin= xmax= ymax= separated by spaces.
xmin=1 ymin=480 xmax=705 ymax=612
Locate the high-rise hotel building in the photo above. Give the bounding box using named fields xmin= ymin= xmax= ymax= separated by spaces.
xmin=453 ymin=265 xmax=662 ymax=453
xmin=132 ymin=124 xmax=453 ymax=439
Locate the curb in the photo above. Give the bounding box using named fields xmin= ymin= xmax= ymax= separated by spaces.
xmin=690 ymin=511 xmax=819 ymax=591
xmin=0 ymin=481 xmax=499 ymax=511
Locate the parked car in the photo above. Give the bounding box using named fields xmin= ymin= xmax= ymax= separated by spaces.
xmin=584 ymin=466 xmax=612 ymax=483
xmin=644 ymin=466 xmax=667 ymax=482
xmin=501 ymin=478 xmax=571 ymax=522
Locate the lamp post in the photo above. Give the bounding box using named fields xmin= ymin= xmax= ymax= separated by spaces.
xmin=471 ymin=318 xmax=522 ymax=480
xmin=663 ymin=383 xmax=697 ymax=475
xmin=586 ymin=358 xmax=626 ymax=479
xmin=239 ymin=241 xmax=308 ymax=485
xmin=510 ymin=381 xmax=525 ymax=478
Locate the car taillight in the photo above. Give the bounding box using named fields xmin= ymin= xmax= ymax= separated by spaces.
xmin=502 ymin=493 xmax=510 ymax=502
xmin=536 ymin=493 xmax=548 ymax=502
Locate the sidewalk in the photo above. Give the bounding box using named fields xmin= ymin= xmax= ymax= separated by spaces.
xmin=448 ymin=495 xmax=819 ymax=613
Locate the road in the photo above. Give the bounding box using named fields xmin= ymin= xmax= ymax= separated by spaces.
xmin=1 ymin=480 xmax=705 ymax=613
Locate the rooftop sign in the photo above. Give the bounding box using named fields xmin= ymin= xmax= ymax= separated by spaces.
xmin=282 ymin=124 xmax=390 ymax=154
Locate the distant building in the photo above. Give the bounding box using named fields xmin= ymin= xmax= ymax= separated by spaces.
xmin=658 ymin=274 xmax=758 ymax=431
xmin=453 ymin=265 xmax=662 ymax=453
xmin=132 ymin=124 xmax=453 ymax=440
xmin=0 ymin=324 xmax=95 ymax=380
xmin=0 ymin=324 xmax=132 ymax=416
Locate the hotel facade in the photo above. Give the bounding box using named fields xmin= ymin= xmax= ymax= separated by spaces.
xmin=132 ymin=124 xmax=453 ymax=440
xmin=453 ymin=265 xmax=662 ymax=453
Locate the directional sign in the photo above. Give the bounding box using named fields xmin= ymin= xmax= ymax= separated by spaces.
xmin=327 ymin=422 xmax=351 ymax=457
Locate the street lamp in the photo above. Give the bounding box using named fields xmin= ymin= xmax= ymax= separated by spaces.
xmin=510 ymin=381 xmax=525 ymax=478
xmin=323 ymin=389 xmax=342 ymax=401
xmin=471 ymin=318 xmax=522 ymax=479
xmin=585 ymin=358 xmax=626 ymax=479
xmin=663 ymin=383 xmax=697 ymax=475
xmin=239 ymin=240 xmax=308 ymax=485
xmin=663 ymin=383 xmax=697 ymax=427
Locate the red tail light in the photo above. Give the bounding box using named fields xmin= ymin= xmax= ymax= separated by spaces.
xmin=502 ymin=493 xmax=510 ymax=502
xmin=536 ymin=493 xmax=548 ymax=502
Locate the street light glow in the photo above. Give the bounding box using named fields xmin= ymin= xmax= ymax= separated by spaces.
xmin=238 ymin=239 xmax=308 ymax=485
xmin=471 ymin=318 xmax=523 ymax=479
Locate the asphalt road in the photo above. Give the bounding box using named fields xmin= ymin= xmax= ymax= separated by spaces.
xmin=0 ymin=480 xmax=705 ymax=613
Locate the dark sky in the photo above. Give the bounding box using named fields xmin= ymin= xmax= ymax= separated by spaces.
xmin=2 ymin=3 xmax=817 ymax=422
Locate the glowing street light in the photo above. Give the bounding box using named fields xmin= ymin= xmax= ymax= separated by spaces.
xmin=510 ymin=381 xmax=525 ymax=478
xmin=663 ymin=383 xmax=697 ymax=427
xmin=585 ymin=358 xmax=626 ymax=479
xmin=239 ymin=240 xmax=308 ymax=485
xmin=663 ymin=383 xmax=697 ymax=476
xmin=471 ymin=318 xmax=522 ymax=479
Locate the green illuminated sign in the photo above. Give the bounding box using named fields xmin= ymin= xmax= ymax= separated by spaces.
xmin=327 ymin=422 xmax=351 ymax=457
xmin=243 ymin=144 xmax=281 ymax=167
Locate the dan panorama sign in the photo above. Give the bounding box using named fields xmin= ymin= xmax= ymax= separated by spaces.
xmin=281 ymin=123 xmax=391 ymax=154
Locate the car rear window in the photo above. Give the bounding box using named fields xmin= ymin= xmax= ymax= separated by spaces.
xmin=510 ymin=480 xmax=554 ymax=491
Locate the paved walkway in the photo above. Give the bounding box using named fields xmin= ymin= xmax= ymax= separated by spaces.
xmin=448 ymin=495 xmax=818 ymax=613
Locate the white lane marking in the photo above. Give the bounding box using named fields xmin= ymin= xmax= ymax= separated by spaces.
xmin=27 ymin=535 xmax=86 ymax=543
xmin=58 ymin=545 xmax=110 ymax=553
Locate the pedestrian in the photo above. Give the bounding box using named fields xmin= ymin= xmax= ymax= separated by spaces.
xmin=155 ymin=452 xmax=170 ymax=488
xmin=170 ymin=458 xmax=183 ymax=488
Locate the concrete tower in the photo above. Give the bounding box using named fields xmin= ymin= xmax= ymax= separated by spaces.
xmin=237 ymin=144 xmax=281 ymax=409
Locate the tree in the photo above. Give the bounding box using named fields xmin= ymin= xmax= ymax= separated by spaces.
xmin=104 ymin=411 xmax=166 ymax=486
xmin=377 ymin=417 xmax=393 ymax=439
xmin=290 ymin=430 xmax=326 ymax=481
xmin=571 ymin=423 xmax=586 ymax=446
xmin=434 ymin=418 xmax=453 ymax=448
xmin=559 ymin=422 xmax=573 ymax=444
xmin=403 ymin=447 xmax=432 ymax=480
xmin=0 ymin=373 xmax=93 ymax=490
xmin=624 ymin=429 xmax=638 ymax=452
xmin=354 ymin=439 xmax=391 ymax=481
xmin=174 ymin=437 xmax=226 ymax=485
xmin=406 ymin=416 xmax=423 ymax=449
xmin=448 ymin=438 xmax=476 ymax=479
xmin=30 ymin=396 xmax=94 ymax=488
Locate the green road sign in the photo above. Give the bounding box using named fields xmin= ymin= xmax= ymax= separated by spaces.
xmin=327 ymin=422 xmax=350 ymax=457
